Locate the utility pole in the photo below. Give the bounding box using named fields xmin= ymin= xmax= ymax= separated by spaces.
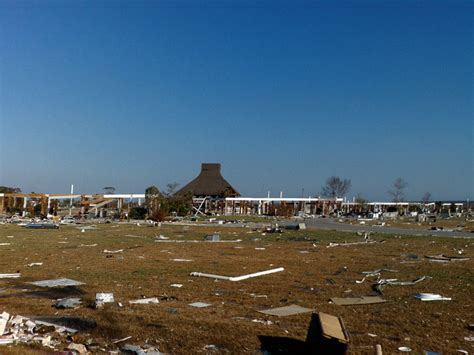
xmin=69 ymin=184 xmax=74 ymax=216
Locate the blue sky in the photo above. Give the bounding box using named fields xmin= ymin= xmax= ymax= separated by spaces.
xmin=0 ymin=0 xmax=472 ymax=201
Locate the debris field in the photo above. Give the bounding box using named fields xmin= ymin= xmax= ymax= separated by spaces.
xmin=0 ymin=223 xmax=473 ymax=354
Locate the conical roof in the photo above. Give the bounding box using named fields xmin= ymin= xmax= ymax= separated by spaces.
xmin=177 ymin=163 xmax=239 ymax=198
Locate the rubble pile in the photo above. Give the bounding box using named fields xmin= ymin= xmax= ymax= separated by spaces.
xmin=0 ymin=311 xmax=75 ymax=349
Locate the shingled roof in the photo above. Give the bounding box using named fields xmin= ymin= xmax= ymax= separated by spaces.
xmin=176 ymin=163 xmax=239 ymax=198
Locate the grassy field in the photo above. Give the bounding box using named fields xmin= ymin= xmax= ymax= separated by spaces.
xmin=0 ymin=223 xmax=473 ymax=354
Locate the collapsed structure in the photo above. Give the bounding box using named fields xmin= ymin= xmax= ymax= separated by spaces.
xmin=176 ymin=163 xmax=239 ymax=215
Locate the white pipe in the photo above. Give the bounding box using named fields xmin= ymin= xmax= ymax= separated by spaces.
xmin=190 ymin=267 xmax=284 ymax=282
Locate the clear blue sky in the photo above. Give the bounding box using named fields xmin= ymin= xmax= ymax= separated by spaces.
xmin=0 ymin=0 xmax=472 ymax=201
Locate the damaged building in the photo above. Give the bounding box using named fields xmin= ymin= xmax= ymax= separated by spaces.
xmin=176 ymin=163 xmax=239 ymax=215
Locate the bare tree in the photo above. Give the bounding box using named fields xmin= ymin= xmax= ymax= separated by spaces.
xmin=388 ymin=178 xmax=408 ymax=202
xmin=321 ymin=176 xmax=351 ymax=198
xmin=421 ymin=192 xmax=431 ymax=204
xmin=164 ymin=182 xmax=180 ymax=197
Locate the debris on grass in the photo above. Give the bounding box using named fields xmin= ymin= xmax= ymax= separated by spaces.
xmin=54 ymin=297 xmax=82 ymax=309
xmin=327 ymin=240 xmax=376 ymax=248
xmin=375 ymin=276 xmax=430 ymax=294
xmin=251 ymin=319 xmax=273 ymax=325
xmin=170 ymin=284 xmax=183 ymax=288
xmin=306 ymin=312 xmax=349 ymax=354
xmin=129 ymin=297 xmax=159 ymax=304
xmin=0 ymin=273 xmax=21 ymax=279
xmin=67 ymin=342 xmax=88 ymax=354
xmin=190 ymin=267 xmax=284 ymax=282
xmin=27 ymin=262 xmax=43 ymax=267
xmin=425 ymin=255 xmax=470 ymax=262
xmin=204 ymin=234 xmax=220 ymax=241
xmin=30 ymin=278 xmax=85 ymax=287
xmin=414 ymin=293 xmax=452 ymax=301
xmin=258 ymin=304 xmax=313 ymax=317
xmin=95 ymin=293 xmax=114 ymax=308
xmin=103 ymin=249 xmax=123 ymax=254
xmin=330 ymin=296 xmax=386 ymax=306
xmin=0 ymin=311 xmax=80 ymax=349
xmin=113 ymin=335 xmax=133 ymax=344
xmin=171 ymin=258 xmax=193 ymax=262
xmin=188 ymin=302 xmax=211 ymax=308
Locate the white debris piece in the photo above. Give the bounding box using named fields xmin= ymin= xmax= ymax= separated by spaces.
xmin=188 ymin=302 xmax=211 ymax=308
xmin=129 ymin=297 xmax=159 ymax=304
xmin=170 ymin=284 xmax=183 ymax=288
xmin=190 ymin=267 xmax=284 ymax=282
xmin=27 ymin=263 xmax=43 ymax=267
xmin=415 ymin=293 xmax=452 ymax=301
xmin=103 ymin=249 xmax=123 ymax=253
xmin=96 ymin=293 xmax=114 ymax=303
xmin=0 ymin=273 xmax=21 ymax=279
xmin=31 ymin=278 xmax=84 ymax=287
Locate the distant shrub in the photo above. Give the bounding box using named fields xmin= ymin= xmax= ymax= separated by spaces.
xmin=129 ymin=207 xmax=147 ymax=220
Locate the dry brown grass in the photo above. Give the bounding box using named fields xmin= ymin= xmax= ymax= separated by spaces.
xmin=0 ymin=223 xmax=473 ymax=354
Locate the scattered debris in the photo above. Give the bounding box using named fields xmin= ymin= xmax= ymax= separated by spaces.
xmin=113 ymin=335 xmax=133 ymax=344
xmin=375 ymin=344 xmax=383 ymax=355
xmin=171 ymin=258 xmax=193 ymax=262
xmin=190 ymin=267 xmax=284 ymax=282
xmin=103 ymin=249 xmax=123 ymax=254
xmin=0 ymin=273 xmax=21 ymax=279
xmin=251 ymin=319 xmax=273 ymax=325
xmin=306 ymin=312 xmax=349 ymax=354
xmin=414 ymin=293 xmax=452 ymax=301
xmin=67 ymin=342 xmax=88 ymax=354
xmin=95 ymin=293 xmax=114 ymax=307
xmin=0 ymin=243 xmax=11 ymax=246
xmin=129 ymin=297 xmax=159 ymax=304
xmin=170 ymin=284 xmax=183 ymax=288
xmin=76 ymin=225 xmax=97 ymax=230
xmin=398 ymin=346 xmax=412 ymax=352
xmin=155 ymin=235 xmax=169 ymax=240
xmin=258 ymin=304 xmax=313 ymax=317
xmin=425 ymin=255 xmax=469 ymax=262
xmin=204 ymin=234 xmax=220 ymax=241
xmin=375 ymin=276 xmax=431 ymax=294
xmin=0 ymin=311 xmax=79 ymax=350
xmin=188 ymin=302 xmax=211 ymax=308
xmin=54 ymin=297 xmax=82 ymax=309
xmin=27 ymin=262 xmax=43 ymax=267
xmin=327 ymin=240 xmax=376 ymax=248
xmin=30 ymin=278 xmax=85 ymax=287
xmin=330 ymin=296 xmax=386 ymax=306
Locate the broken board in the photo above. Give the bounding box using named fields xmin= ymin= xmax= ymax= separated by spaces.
xmin=258 ymin=304 xmax=313 ymax=317
xmin=330 ymin=296 xmax=386 ymax=306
